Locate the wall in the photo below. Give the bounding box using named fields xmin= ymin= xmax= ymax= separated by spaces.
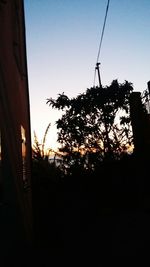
xmin=0 ymin=0 xmax=33 ymax=248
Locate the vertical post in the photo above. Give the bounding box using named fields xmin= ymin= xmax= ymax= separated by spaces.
xmin=130 ymin=91 xmax=150 ymax=157
xmin=147 ymin=81 xmax=150 ymax=95
xmin=95 ymin=62 xmax=111 ymax=157
xmin=96 ymin=63 xmax=102 ymax=88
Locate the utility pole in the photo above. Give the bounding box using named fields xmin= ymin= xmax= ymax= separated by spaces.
xmin=95 ymin=63 xmax=102 ymax=89
xmin=95 ymin=62 xmax=111 ymax=157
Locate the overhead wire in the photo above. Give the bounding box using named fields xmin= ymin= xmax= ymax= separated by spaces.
xmin=93 ymin=0 xmax=110 ymax=87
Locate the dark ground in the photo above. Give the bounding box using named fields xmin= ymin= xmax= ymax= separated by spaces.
xmin=29 ymin=158 xmax=150 ymax=265
xmin=3 ymin=158 xmax=150 ymax=266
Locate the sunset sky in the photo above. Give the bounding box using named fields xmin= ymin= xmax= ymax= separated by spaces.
xmin=24 ymin=0 xmax=150 ymax=150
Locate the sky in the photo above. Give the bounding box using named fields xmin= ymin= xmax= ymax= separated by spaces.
xmin=24 ymin=0 xmax=150 ymax=151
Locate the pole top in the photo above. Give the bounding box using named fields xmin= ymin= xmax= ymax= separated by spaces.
xmin=96 ymin=62 xmax=101 ymax=69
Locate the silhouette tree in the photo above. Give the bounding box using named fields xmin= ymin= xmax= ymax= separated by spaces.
xmin=47 ymin=80 xmax=133 ymax=170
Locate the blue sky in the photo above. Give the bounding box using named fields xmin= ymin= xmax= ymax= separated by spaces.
xmin=24 ymin=0 xmax=150 ymax=150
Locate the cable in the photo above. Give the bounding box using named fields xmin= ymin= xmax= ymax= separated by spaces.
xmin=93 ymin=0 xmax=110 ymax=86
xmin=96 ymin=0 xmax=110 ymax=63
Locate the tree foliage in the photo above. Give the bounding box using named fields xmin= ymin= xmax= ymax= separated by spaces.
xmin=47 ymin=80 xmax=133 ymax=170
xmin=32 ymin=123 xmax=51 ymax=161
xmin=32 ymin=123 xmax=64 ymax=183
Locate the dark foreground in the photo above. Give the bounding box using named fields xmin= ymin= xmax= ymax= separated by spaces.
xmin=2 ymin=158 xmax=150 ymax=266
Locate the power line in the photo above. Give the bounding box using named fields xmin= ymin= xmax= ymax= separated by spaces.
xmin=96 ymin=0 xmax=110 ymax=63
xmin=93 ymin=0 xmax=110 ymax=87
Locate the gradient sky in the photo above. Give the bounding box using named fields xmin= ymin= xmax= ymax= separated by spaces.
xmin=24 ymin=0 xmax=150 ymax=150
